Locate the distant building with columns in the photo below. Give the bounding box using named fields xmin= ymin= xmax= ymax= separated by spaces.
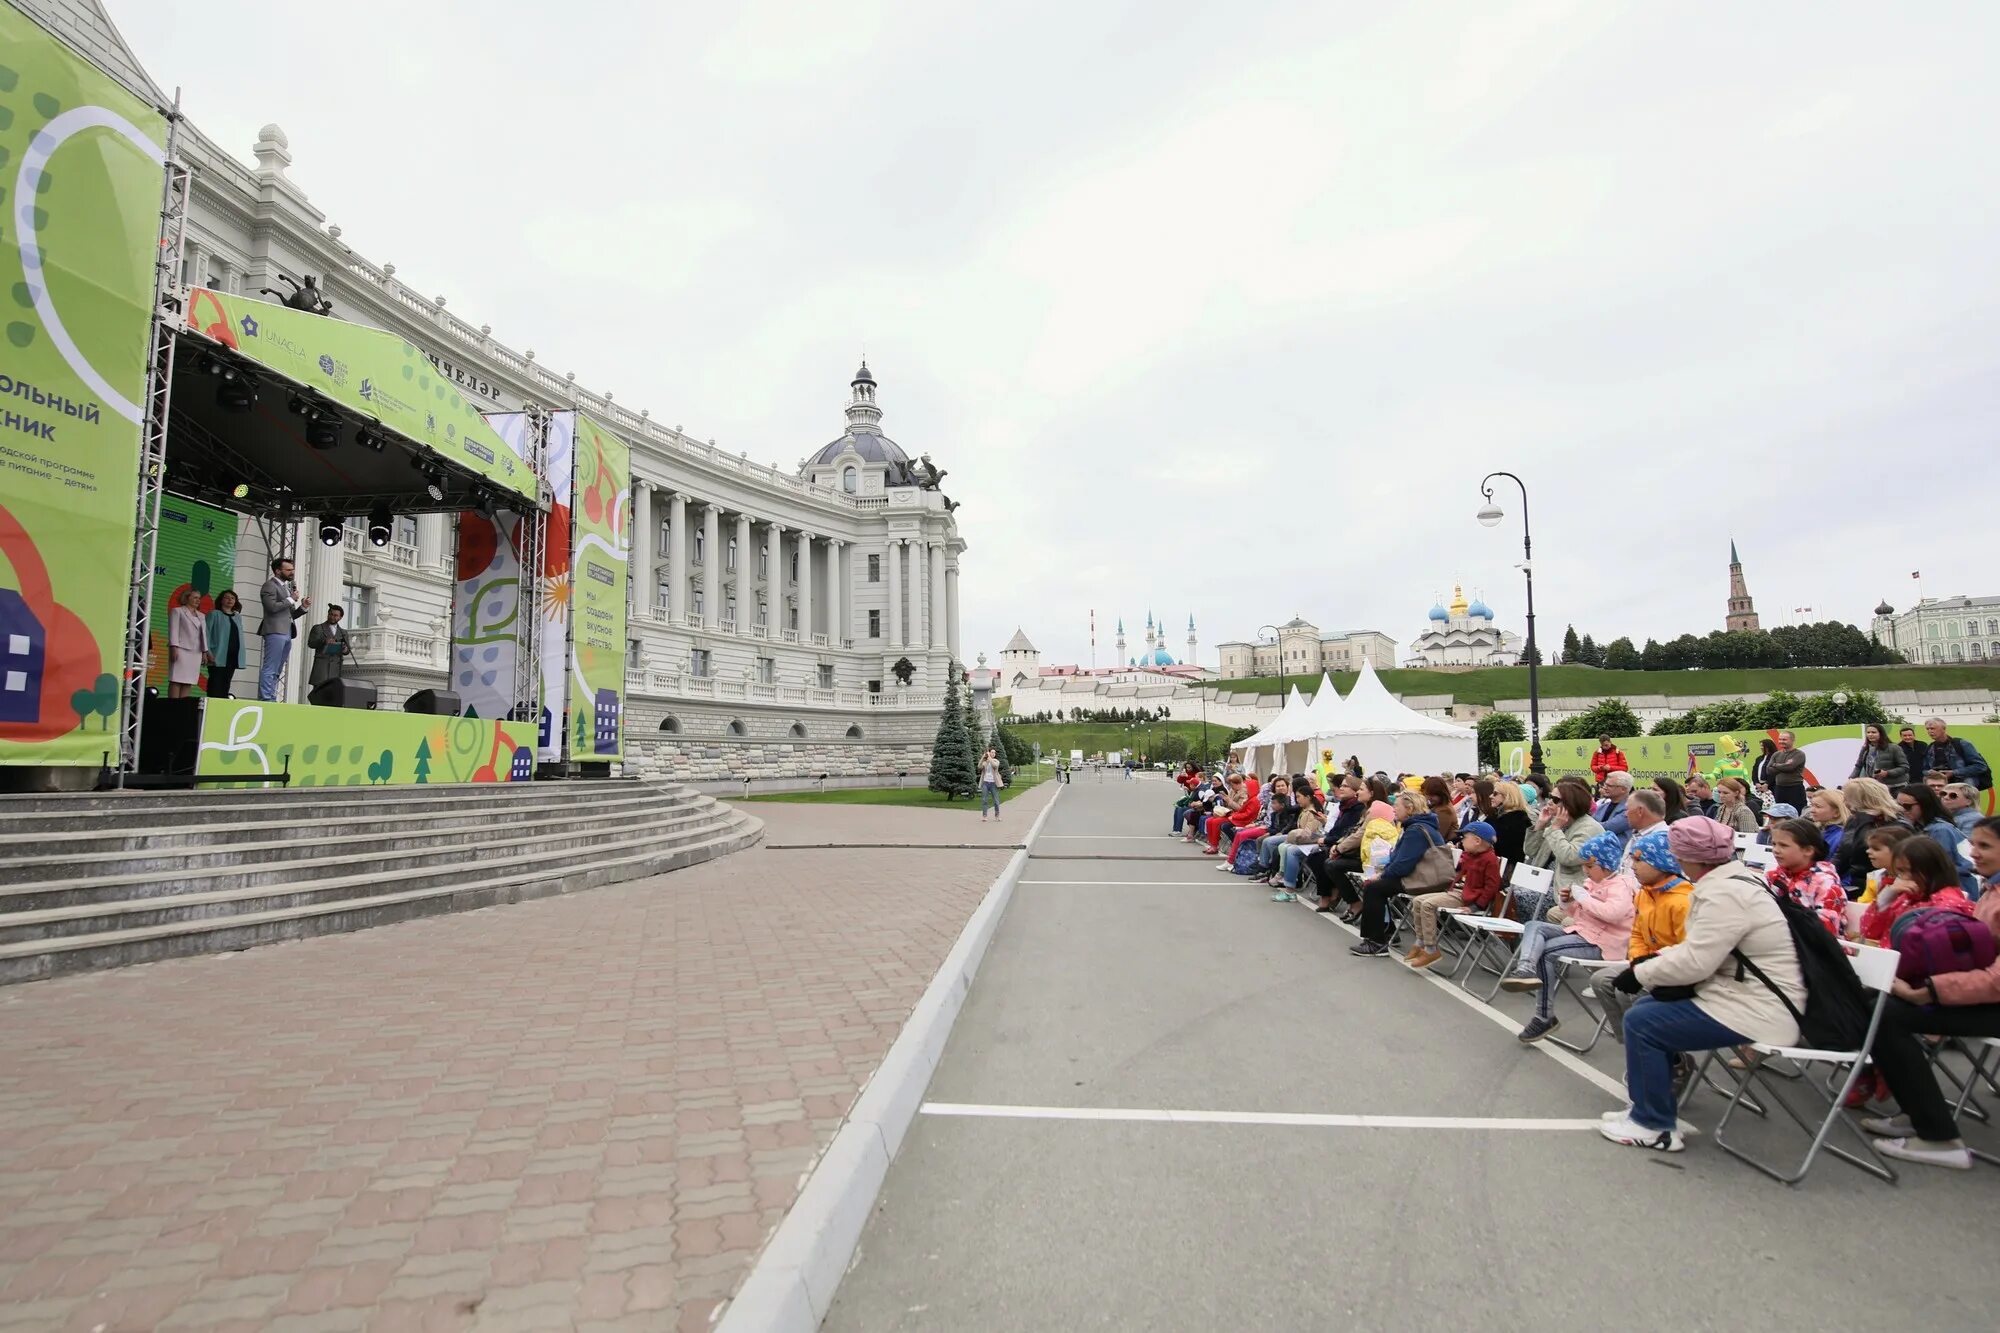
xmin=47 ymin=0 xmax=965 ymax=783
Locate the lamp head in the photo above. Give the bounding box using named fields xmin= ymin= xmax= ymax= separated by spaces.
xmin=1476 ymin=502 xmax=1505 ymax=528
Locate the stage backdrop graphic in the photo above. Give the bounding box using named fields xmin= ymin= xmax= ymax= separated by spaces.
xmin=567 ymin=413 xmax=628 ymax=760
xmin=450 ymin=411 xmax=535 ymax=719
xmin=181 ymin=288 xmax=536 ymax=504
xmin=535 ymin=411 xmax=574 ymax=759
xmin=145 ymin=496 xmax=239 ymax=692
xmin=1505 ymin=723 xmax=1999 ymax=816
xmin=0 ymin=5 xmax=167 ymax=765
xmin=197 ymin=699 xmax=535 ymax=788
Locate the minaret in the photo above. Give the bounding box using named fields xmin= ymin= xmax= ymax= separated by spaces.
xmin=1726 ymin=539 xmax=1760 ymax=632
xmin=1186 ymin=613 xmax=1197 ymax=666
xmin=1115 ymin=617 xmax=1126 ymax=666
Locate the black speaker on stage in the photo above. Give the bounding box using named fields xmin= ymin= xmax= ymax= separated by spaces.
xmin=404 ymin=689 xmax=461 ymax=716
xmin=308 ymin=678 xmax=378 ymax=710
xmin=138 ymin=697 xmax=202 ymax=778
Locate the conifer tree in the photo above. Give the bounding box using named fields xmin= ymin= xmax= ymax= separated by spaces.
xmin=928 ymin=666 xmax=977 ymax=800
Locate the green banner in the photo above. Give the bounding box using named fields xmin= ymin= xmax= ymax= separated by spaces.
xmin=1507 ymin=723 xmax=2000 ymax=817
xmin=146 ymin=495 xmax=238 ymax=691
xmin=183 ymin=288 xmax=535 ymax=503
xmin=0 ymin=7 xmax=166 ymax=765
xmin=198 ymin=698 xmax=535 ymax=788
xmin=567 ymin=413 xmax=627 ymax=760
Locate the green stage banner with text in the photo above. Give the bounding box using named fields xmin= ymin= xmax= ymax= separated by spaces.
xmin=145 ymin=496 xmax=239 ymax=691
xmin=197 ymin=699 xmax=535 ymax=788
xmin=1506 ymin=723 xmax=2000 ymax=817
xmin=566 ymin=413 xmax=627 ymax=760
xmin=0 ymin=5 xmax=166 ymax=765
xmin=183 ymin=288 xmax=536 ymax=503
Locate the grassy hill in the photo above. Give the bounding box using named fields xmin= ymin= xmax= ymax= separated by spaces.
xmin=998 ymin=719 xmax=1239 ymax=762
xmin=1213 ymin=662 xmax=1998 ymax=706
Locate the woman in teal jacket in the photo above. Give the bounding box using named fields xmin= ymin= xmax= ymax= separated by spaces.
xmin=204 ymin=589 xmax=246 ymax=699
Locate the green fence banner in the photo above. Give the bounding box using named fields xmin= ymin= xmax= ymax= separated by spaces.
xmin=198 ymin=699 xmax=535 ymax=788
xmin=0 ymin=5 xmax=167 ymax=765
xmin=183 ymin=288 xmax=536 ymax=504
xmin=567 ymin=413 xmax=627 ymax=760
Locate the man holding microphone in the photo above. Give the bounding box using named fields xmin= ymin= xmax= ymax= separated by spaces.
xmin=257 ymin=557 xmax=310 ymax=701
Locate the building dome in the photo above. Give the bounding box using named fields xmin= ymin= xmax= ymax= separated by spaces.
xmin=1428 ymin=603 xmax=1450 ymax=622
xmin=1147 ymin=647 xmax=1174 ymax=666
xmin=1468 ymin=599 xmax=1493 ymax=620
xmin=1874 ymin=600 xmax=1894 ymax=617
xmin=804 ymin=432 xmax=910 ymax=471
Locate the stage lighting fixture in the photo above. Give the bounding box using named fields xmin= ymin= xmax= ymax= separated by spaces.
xmin=306 ymin=416 xmax=340 ymax=450
xmin=230 ymin=483 xmax=251 ymax=501
xmin=409 ymin=457 xmax=446 ymax=504
xmin=287 ymin=393 xmax=312 ymax=416
xmin=472 ymin=488 xmax=498 ymax=519
xmin=216 ymin=376 xmax=256 ymax=412
xmin=367 ymin=505 xmax=393 ymax=547
xmin=317 ymin=514 xmax=343 ymax=546
xmin=356 ymin=426 xmax=387 ymax=452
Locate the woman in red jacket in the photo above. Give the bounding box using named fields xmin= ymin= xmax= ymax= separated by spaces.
xmin=1861 ymin=816 xmax=2000 ymax=1169
xmin=1590 ymin=735 xmax=1629 ymax=787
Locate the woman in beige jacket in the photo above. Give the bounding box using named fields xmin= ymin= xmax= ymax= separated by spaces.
xmin=1597 ymin=815 xmax=1805 ymax=1154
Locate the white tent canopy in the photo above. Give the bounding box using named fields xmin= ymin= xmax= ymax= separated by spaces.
xmin=1267 ymin=673 xmax=1343 ymax=777
xmin=1231 ymin=685 xmax=1309 ymax=773
xmin=1313 ymin=660 xmax=1477 ymax=777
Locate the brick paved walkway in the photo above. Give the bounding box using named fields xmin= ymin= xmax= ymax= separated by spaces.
xmin=0 ymin=786 xmax=1052 ymax=1332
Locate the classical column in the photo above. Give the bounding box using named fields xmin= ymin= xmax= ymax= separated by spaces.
xmin=299 ymin=529 xmax=345 ymax=703
xmin=630 ymin=482 xmax=653 ymax=619
xmin=416 ymin=514 xmax=445 ymax=569
xmin=929 ymin=541 xmax=947 ymax=657
xmin=701 ymin=503 xmax=721 ymax=628
xmin=667 ymin=492 xmax=687 ymax=622
xmin=797 ymin=531 xmax=815 ymax=643
xmin=885 ymin=539 xmax=902 ymax=649
xmin=734 ymin=511 xmax=751 ymax=632
xmin=946 ymin=560 xmax=962 ymax=663
xmin=826 ymin=539 xmax=844 ymax=647
xmin=766 ymin=521 xmax=785 ymax=633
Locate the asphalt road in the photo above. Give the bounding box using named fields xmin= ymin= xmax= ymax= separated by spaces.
xmin=824 ymin=776 xmax=2000 ymax=1332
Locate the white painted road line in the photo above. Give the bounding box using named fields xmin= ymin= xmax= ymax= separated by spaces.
xmin=1019 ymin=880 xmax=1220 ymax=887
xmin=921 ymin=1104 xmax=1605 ymax=1131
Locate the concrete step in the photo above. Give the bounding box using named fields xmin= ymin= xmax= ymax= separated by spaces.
xmin=0 ymin=802 xmax=736 ymax=901
xmin=0 ymin=809 xmax=757 ymax=941
xmin=0 ymin=813 xmax=765 ymax=985
xmin=0 ymin=777 xmax=648 ymax=815
xmin=3 ymin=788 xmax=704 ymax=862
xmin=0 ymin=781 xmax=650 ymax=833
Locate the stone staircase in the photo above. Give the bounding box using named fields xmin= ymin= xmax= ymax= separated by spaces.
xmin=0 ymin=779 xmax=762 ymax=985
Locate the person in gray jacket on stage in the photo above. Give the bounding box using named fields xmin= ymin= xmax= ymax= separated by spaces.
xmin=256 ymin=557 xmax=310 ymax=701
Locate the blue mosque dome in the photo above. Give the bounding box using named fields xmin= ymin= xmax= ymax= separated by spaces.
xmin=1147 ymin=646 xmax=1175 ymax=666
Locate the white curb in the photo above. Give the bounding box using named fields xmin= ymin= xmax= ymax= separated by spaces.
xmin=717 ymin=781 xmax=1066 ymax=1332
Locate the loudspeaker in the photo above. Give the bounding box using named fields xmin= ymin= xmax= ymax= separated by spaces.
xmin=138 ymin=697 xmax=202 ymax=777
xmin=308 ymin=677 xmax=378 ymax=710
xmin=404 ymin=688 xmax=461 ymax=716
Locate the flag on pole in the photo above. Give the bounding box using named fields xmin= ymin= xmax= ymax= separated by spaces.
xmin=1912 ymin=571 xmax=1921 ymax=579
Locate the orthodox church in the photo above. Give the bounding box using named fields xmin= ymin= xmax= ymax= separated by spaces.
xmin=1404 ymin=585 xmax=1524 ymax=667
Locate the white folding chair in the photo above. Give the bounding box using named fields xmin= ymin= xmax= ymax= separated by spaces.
xmin=1694 ymin=941 xmax=1902 ymax=1185
xmin=1733 ymin=830 xmax=1756 ymax=857
xmin=1742 ymin=844 xmax=1776 ymax=872
xmin=1448 ymin=864 xmax=1548 ymax=1000
xmin=1947 ymin=1036 xmax=2000 ymax=1167
xmin=1548 ymin=955 xmax=1628 ymax=1054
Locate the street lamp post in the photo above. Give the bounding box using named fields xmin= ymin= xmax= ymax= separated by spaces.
xmin=1257 ymin=623 xmax=1288 ymax=701
xmin=1478 ymin=472 xmax=1544 ymax=781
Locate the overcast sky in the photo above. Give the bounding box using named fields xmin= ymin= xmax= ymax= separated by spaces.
xmin=120 ymin=0 xmax=2000 ymax=670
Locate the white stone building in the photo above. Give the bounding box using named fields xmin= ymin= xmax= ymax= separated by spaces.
xmin=37 ymin=0 xmax=963 ymax=784
xmin=1215 ymin=619 xmax=1396 ymax=678
xmin=1871 ymin=595 xmax=2000 ymax=665
xmin=1404 ymin=585 xmax=1524 ymax=668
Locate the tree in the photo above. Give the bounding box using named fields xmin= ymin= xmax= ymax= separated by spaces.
xmin=928 ymin=666 xmax=977 ymax=800
xmin=1599 ymin=637 xmax=1638 ymax=671
xmin=1574 ymin=634 xmax=1601 ymax=667
xmin=1739 ymin=690 xmax=1801 ymax=730
xmin=1561 ymin=625 xmax=1582 ymax=665
xmin=1546 ymin=698 xmax=1643 ymax=741
xmin=1786 ymin=689 xmax=1891 ymax=729
xmin=985 ymin=722 xmax=1016 ymax=784
xmin=1476 ymin=712 xmax=1526 ymax=769
xmin=413 ymin=736 xmax=432 ymax=784
xmin=1519 ymin=639 xmax=1543 ymax=666
xmin=994 ymin=724 xmax=1034 ymax=769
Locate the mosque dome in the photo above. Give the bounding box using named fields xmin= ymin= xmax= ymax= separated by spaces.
xmin=1147 ymin=647 xmax=1175 ymax=666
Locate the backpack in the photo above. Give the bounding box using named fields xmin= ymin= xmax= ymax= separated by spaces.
xmin=1889 ymin=907 xmax=1998 ymax=985
xmin=1732 ymin=890 xmax=1873 ymax=1051
xmin=1231 ymin=837 xmax=1263 ymax=875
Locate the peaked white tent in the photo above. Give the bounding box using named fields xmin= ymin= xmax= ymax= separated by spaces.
xmin=1267 ymin=673 xmax=1343 ymax=777
xmin=1231 ymin=685 xmax=1309 ymax=775
xmin=1315 ymin=660 xmax=1477 ymax=776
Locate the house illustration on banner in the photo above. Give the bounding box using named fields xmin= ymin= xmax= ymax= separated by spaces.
xmin=593 ymin=688 xmax=621 ymax=755
xmin=1 ymin=590 xmax=47 ymax=725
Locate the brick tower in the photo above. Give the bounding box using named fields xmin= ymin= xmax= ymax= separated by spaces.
xmin=1725 ymin=539 xmax=1760 ymax=632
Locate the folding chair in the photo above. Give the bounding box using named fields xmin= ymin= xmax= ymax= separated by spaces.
xmin=1449 ymin=865 xmax=1548 ymax=1000
xmin=1742 ymin=844 xmax=1776 ymax=872
xmin=1733 ymin=830 xmax=1756 ymax=859
xmin=1947 ymin=1037 xmax=2000 ymax=1167
xmin=1548 ymin=954 xmax=1627 ymax=1054
xmin=1692 ymin=941 xmax=1902 ymax=1185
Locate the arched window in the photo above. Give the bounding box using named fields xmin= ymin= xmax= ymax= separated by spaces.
xmin=1927 ymin=623 xmax=1940 ymax=639
xmin=726 ymin=718 xmax=747 ymax=737
xmin=660 ymin=715 xmax=682 ymax=734
xmin=1973 ymin=642 xmax=1986 ymax=659
xmin=845 ymin=724 xmax=863 ymax=739
xmin=842 ymin=466 xmax=858 ymax=493
xmin=788 ymin=722 xmax=807 ymax=739
xmin=1951 ymin=644 xmax=1964 ymax=660
xmin=1930 ymin=645 xmax=1943 ymax=662
xmin=1948 ymin=621 xmax=1961 ymax=638
xmin=1988 ymin=619 xmax=1998 ymax=636
xmin=1970 ymin=620 xmax=1981 ymax=637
